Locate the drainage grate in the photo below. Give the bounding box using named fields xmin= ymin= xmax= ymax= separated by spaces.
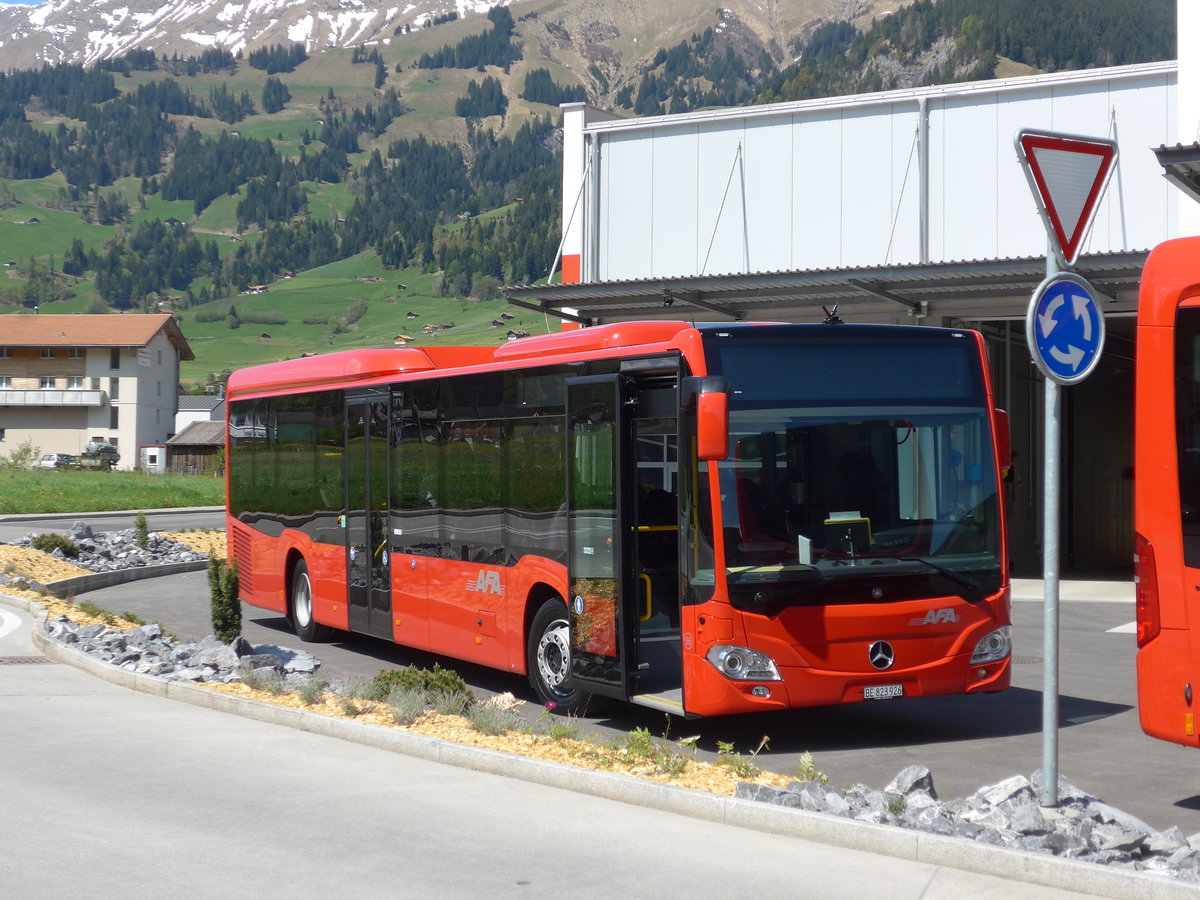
xmin=1013 ymin=655 xmax=1044 ymax=665
xmin=0 ymin=656 xmax=56 ymax=665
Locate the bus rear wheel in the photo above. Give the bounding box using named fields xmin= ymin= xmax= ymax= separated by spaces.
xmin=289 ymin=559 xmax=335 ymax=642
xmin=527 ymin=599 xmax=591 ymax=715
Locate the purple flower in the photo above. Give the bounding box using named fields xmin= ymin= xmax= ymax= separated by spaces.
xmin=545 ymin=701 xmax=557 ymax=711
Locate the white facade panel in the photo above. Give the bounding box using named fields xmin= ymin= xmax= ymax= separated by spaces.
xmin=742 ymin=117 xmax=794 ymax=272
xmin=791 ymin=111 xmax=843 ymax=269
xmin=578 ymin=63 xmax=1178 ymax=283
xmin=934 ymin=95 xmax=1002 ymax=262
xmin=598 ymin=133 xmax=654 ymax=279
xmin=694 ymin=121 xmax=748 ymax=277
xmin=649 ymin=124 xmax=699 ymax=277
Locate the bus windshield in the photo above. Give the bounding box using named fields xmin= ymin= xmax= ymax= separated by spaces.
xmin=697 ymin=326 xmax=1002 ymax=609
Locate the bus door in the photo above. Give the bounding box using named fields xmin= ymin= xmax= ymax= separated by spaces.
xmin=566 ymin=374 xmax=683 ymax=711
xmin=346 ymin=392 xmax=392 ymax=638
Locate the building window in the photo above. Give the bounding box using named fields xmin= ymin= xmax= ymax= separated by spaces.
xmin=110 ymin=348 xmax=120 ymax=369
xmin=40 ymin=376 xmax=56 ymax=389
xmin=41 ymin=348 xmax=56 ymax=359
xmin=90 ymin=377 xmax=100 ymax=390
xmin=0 ymin=348 xmax=10 ymax=358
xmin=0 ymin=376 xmax=11 ymax=388
xmin=68 ymin=347 xmax=83 ymax=359
xmin=110 ymin=406 xmax=119 ymax=429
xmin=0 ymin=428 xmax=5 ymax=441
xmin=109 ymin=377 xmax=119 ymax=401
xmin=67 ymin=376 xmax=83 ymax=389
xmin=157 ymin=350 xmax=162 ymax=365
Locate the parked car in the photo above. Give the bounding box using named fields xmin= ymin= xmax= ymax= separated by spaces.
xmin=38 ymin=453 xmax=78 ymax=469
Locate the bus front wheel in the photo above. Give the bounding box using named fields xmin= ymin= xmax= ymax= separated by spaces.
xmin=527 ymin=599 xmax=591 ymax=715
xmin=289 ymin=559 xmax=335 ymax=642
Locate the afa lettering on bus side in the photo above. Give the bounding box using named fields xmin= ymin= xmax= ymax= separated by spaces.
xmin=909 ymin=608 xmax=959 ymax=626
xmin=466 ymin=570 xmax=504 ymax=595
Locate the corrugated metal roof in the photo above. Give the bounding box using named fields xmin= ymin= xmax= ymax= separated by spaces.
xmin=503 ymin=251 xmax=1148 ymax=324
xmin=167 ymin=420 xmax=224 ymax=446
xmin=177 ymin=395 xmax=225 ymax=411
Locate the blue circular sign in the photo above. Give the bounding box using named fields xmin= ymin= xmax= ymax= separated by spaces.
xmin=1026 ymin=272 xmax=1105 ymax=385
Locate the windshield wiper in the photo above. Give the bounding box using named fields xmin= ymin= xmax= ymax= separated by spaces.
xmin=884 ymin=556 xmax=980 ymax=591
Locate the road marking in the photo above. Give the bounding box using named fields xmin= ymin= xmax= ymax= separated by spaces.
xmin=0 ymin=608 xmax=21 ymax=641
xmin=1107 ymin=621 xmax=1136 ymax=634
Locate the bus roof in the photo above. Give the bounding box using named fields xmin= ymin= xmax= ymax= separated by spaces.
xmin=1139 ymin=236 xmax=1200 ymax=327
xmin=225 ymin=321 xmax=701 ymax=398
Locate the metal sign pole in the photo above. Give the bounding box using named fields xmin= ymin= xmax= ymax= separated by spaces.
xmin=1041 ymin=313 xmax=1061 ymax=806
xmin=1016 ymin=130 xmax=1116 ymax=808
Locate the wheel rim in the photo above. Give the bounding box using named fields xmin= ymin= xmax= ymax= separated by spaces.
xmin=293 ymin=572 xmax=312 ymax=627
xmin=536 ymin=617 xmax=571 ymax=695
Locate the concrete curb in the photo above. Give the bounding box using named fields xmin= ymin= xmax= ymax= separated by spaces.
xmin=0 ymin=506 xmax=224 ymax=524
xmin=44 ymin=560 xmax=208 ymax=598
xmin=1 ymin=591 xmax=1192 ymax=900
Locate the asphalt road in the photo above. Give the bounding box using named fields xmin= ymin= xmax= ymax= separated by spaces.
xmin=73 ymin=567 xmax=1200 ymax=837
xmin=0 ymin=603 xmax=1095 ymax=900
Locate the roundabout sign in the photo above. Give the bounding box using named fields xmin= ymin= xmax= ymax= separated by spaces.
xmin=1025 ymin=271 xmax=1105 ymax=385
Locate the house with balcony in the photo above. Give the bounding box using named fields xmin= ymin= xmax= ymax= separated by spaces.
xmin=0 ymin=314 xmax=195 ymax=468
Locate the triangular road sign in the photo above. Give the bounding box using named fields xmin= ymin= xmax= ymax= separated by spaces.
xmin=1016 ymin=130 xmax=1118 ymax=265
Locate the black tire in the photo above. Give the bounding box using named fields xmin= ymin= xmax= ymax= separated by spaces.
xmin=527 ymin=599 xmax=592 ymax=715
xmin=289 ymin=559 xmax=335 ymax=642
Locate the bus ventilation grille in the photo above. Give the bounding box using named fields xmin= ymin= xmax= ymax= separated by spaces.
xmin=231 ymin=526 xmax=253 ymax=594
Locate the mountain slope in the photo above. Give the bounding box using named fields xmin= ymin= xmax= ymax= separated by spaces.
xmin=0 ymin=0 xmax=908 ymax=97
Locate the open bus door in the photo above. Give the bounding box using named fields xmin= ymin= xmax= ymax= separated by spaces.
xmin=566 ymin=375 xmax=635 ymax=701
xmin=566 ymin=374 xmax=684 ymax=712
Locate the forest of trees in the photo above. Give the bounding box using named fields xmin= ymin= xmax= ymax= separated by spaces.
xmin=521 ymin=68 xmax=587 ymax=106
xmin=0 ymin=0 xmax=1178 ymax=313
xmin=247 ymin=43 xmax=308 ymax=74
xmin=456 ymin=77 xmax=508 ymax=118
xmin=755 ymin=0 xmax=1174 ymax=103
xmin=417 ymin=6 xmax=521 ymax=70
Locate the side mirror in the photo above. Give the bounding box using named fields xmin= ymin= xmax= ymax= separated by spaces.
xmin=695 ymin=377 xmax=729 ymax=461
xmin=994 ymin=408 xmax=1011 ymax=476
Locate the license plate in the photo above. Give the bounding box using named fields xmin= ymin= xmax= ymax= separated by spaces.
xmin=864 ymin=683 xmax=903 ymax=700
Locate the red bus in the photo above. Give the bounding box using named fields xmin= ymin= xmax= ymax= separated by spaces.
xmin=225 ymin=320 xmax=1012 ymax=716
xmin=1135 ymin=236 xmax=1200 ymax=746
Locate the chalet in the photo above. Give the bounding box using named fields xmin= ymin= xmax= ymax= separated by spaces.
xmin=405 ymin=311 xmax=419 ymax=319
xmin=505 ymin=330 xmax=530 ymax=340
xmin=167 ymin=420 xmax=225 ymax=475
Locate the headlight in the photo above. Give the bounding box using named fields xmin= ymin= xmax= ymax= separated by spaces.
xmin=706 ymin=645 xmax=782 ymax=681
xmin=970 ymin=626 xmax=1012 ymax=664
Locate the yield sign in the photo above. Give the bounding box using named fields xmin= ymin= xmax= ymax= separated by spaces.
xmin=1015 ymin=129 xmax=1118 ymax=265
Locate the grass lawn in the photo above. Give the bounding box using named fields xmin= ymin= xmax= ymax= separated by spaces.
xmin=0 ymin=469 xmax=225 ymax=514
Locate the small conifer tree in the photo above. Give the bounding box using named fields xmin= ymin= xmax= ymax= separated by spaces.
xmin=208 ymin=556 xmax=241 ymax=643
xmin=133 ymin=510 xmax=149 ymax=550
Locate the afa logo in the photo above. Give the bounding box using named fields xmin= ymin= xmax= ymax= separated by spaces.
xmin=908 ymin=608 xmax=959 ymax=626
xmin=466 ymin=570 xmax=504 ymax=595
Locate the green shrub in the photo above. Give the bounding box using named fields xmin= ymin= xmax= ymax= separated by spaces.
xmin=387 ymin=687 xmax=428 ymax=725
xmin=207 ymin=556 xmax=241 ymax=643
xmin=368 ymin=664 xmax=471 ymax=703
xmin=466 ymin=704 xmax=522 ymax=735
xmin=430 ymin=689 xmax=469 ymax=716
xmin=295 ymin=677 xmax=327 ymax=706
xmin=31 ymin=533 xmax=80 ymax=557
